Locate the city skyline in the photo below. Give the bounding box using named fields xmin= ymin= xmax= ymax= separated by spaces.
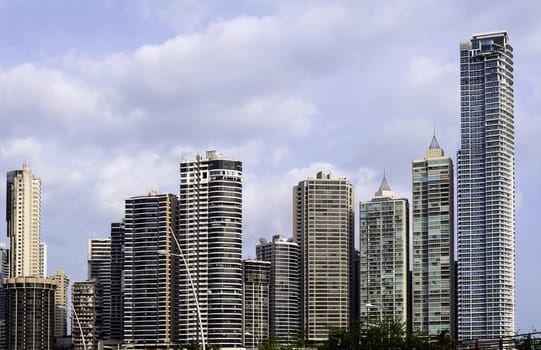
xmin=0 ymin=1 xmax=539 ymax=332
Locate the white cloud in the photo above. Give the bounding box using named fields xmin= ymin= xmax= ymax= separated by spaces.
xmin=0 ymin=137 xmax=43 ymax=161
xmin=93 ymin=150 xmax=179 ymax=216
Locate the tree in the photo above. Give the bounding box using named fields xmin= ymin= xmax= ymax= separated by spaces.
xmin=317 ymin=319 xmax=446 ymax=350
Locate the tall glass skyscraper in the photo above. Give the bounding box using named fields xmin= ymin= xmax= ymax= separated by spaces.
xmin=412 ymin=136 xmax=454 ymax=337
xmin=256 ymin=235 xmax=300 ymax=344
xmin=360 ymin=176 xmax=409 ymax=325
xmin=457 ymin=31 xmax=515 ymax=340
xmin=178 ymin=151 xmax=243 ymax=348
xmin=122 ymin=191 xmax=179 ymax=346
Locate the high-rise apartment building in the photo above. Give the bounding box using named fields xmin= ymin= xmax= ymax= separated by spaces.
xmin=6 ymin=164 xmax=44 ymax=278
xmin=123 ymin=191 xmax=178 ymax=346
xmin=412 ymin=136 xmax=454 ymax=336
xmin=294 ymin=172 xmax=354 ymax=343
xmin=88 ymin=238 xmax=111 ymax=341
xmin=360 ymin=176 xmax=409 ymax=325
xmin=51 ymin=269 xmax=70 ymax=338
xmin=457 ymin=31 xmax=515 ymax=339
xmin=256 ymin=235 xmax=300 ymax=344
xmin=0 ymin=243 xmax=8 ymax=346
xmin=3 ymin=277 xmax=57 ymax=350
xmin=72 ymin=281 xmax=98 ymax=350
xmin=242 ymin=260 xmax=270 ymax=349
xmin=178 ymin=150 xmax=243 ymax=348
xmin=109 ymin=222 xmax=125 ymax=341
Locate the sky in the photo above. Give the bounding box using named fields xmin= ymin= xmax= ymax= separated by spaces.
xmin=0 ymin=0 xmax=540 ymax=332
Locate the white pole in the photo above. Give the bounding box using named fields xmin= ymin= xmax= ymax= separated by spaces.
xmin=169 ymin=227 xmax=206 ymax=350
xmin=71 ymin=300 xmax=87 ymax=350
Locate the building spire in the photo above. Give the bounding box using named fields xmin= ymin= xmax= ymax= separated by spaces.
xmin=375 ymin=172 xmax=393 ymax=197
xmin=429 ymin=127 xmax=441 ymax=150
xmin=426 ymin=129 xmax=444 ymax=158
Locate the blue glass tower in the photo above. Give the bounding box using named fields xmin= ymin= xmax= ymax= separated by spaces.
xmin=457 ymin=31 xmax=515 ymax=340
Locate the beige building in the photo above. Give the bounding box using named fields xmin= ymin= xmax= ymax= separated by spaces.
xmin=294 ymin=172 xmax=354 ymax=343
xmin=51 ymin=269 xmax=70 ymax=338
xmin=6 ymin=164 xmax=45 ymax=278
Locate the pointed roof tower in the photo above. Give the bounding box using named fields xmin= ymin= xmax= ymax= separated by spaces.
xmin=374 ymin=172 xmax=394 ymax=198
xmin=429 ymin=134 xmax=441 ymax=150
xmin=426 ymin=129 xmax=444 ymax=158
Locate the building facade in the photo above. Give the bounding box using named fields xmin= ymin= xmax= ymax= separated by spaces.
xmin=457 ymin=31 xmax=515 ymax=339
xmin=6 ymin=164 xmax=44 ymax=278
xmin=122 ymin=191 xmax=178 ymax=346
xmin=88 ymin=238 xmax=111 ymax=341
xmin=109 ymin=221 xmax=125 ymax=341
xmin=0 ymin=244 xmax=8 ymax=347
xmin=51 ymin=269 xmax=70 ymax=338
xmin=256 ymin=235 xmax=300 ymax=344
xmin=412 ymin=136 xmax=454 ymax=337
xmin=294 ymin=172 xmax=354 ymax=343
xmin=242 ymin=260 xmax=270 ymax=349
xmin=72 ymin=281 xmax=98 ymax=350
xmin=360 ymin=176 xmax=409 ymax=325
xmin=178 ymin=150 xmax=243 ymax=348
xmin=3 ymin=277 xmax=57 ymax=350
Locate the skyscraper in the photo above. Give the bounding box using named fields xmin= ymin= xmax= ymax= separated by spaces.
xmin=122 ymin=191 xmax=178 ymax=346
xmin=412 ymin=135 xmax=454 ymax=337
xmin=51 ymin=269 xmax=70 ymax=338
xmin=109 ymin=221 xmax=125 ymax=341
xmin=178 ymin=150 xmax=243 ymax=348
xmin=6 ymin=164 xmax=44 ymax=278
xmin=256 ymin=235 xmax=300 ymax=344
xmin=88 ymin=238 xmax=111 ymax=341
xmin=294 ymin=172 xmax=354 ymax=343
xmin=242 ymin=259 xmax=270 ymax=349
xmin=0 ymin=243 xmax=9 ymax=346
xmin=457 ymin=31 xmax=515 ymax=339
xmin=72 ymin=280 xmax=98 ymax=350
xmin=360 ymin=176 xmax=409 ymax=325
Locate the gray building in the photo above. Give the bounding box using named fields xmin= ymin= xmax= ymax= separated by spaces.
xmin=3 ymin=277 xmax=57 ymax=350
xmin=0 ymin=244 xmax=8 ymax=347
xmin=457 ymin=31 xmax=515 ymax=339
xmin=122 ymin=191 xmax=178 ymax=347
xmin=72 ymin=281 xmax=98 ymax=350
xmin=256 ymin=235 xmax=300 ymax=344
xmin=88 ymin=238 xmax=111 ymax=341
xmin=109 ymin=221 xmax=124 ymax=341
xmin=242 ymin=260 xmax=270 ymax=349
xmin=360 ymin=176 xmax=409 ymax=325
xmin=294 ymin=172 xmax=354 ymax=343
xmin=178 ymin=150 xmax=243 ymax=348
xmin=412 ymin=135 xmax=454 ymax=337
